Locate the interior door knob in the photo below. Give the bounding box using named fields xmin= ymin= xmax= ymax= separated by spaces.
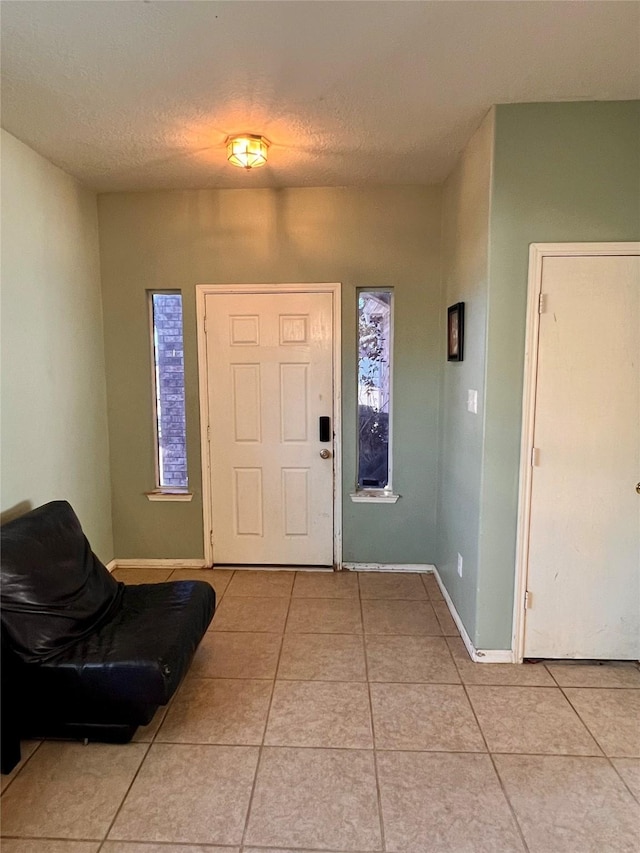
xmin=320 ymin=449 xmax=331 ymax=459
xmin=636 ymin=482 xmax=640 ymax=495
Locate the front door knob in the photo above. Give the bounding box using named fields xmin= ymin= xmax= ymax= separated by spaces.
xmin=320 ymin=449 xmax=331 ymax=459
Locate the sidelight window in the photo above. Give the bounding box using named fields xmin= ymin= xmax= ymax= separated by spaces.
xmin=357 ymin=289 xmax=393 ymax=492
xmin=149 ymin=291 xmax=188 ymax=490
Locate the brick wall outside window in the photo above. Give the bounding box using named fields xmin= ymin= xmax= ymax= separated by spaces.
xmin=152 ymin=293 xmax=188 ymax=488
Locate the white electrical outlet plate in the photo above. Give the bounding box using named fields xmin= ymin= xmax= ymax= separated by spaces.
xmin=467 ymin=390 xmax=478 ymax=414
xmin=457 ymin=553 xmax=463 ymax=577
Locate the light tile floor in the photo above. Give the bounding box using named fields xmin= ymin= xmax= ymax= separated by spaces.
xmin=2 ymin=569 xmax=639 ymax=853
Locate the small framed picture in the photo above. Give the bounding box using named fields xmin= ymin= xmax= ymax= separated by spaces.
xmin=447 ymin=302 xmax=464 ymax=362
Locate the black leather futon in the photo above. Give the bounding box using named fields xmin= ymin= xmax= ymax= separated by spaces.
xmin=1 ymin=500 xmax=215 ymax=773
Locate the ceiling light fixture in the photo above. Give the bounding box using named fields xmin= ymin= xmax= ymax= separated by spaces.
xmin=226 ymin=134 xmax=270 ymax=170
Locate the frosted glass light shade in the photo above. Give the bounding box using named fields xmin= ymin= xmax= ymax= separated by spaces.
xmin=226 ymin=134 xmax=270 ymax=169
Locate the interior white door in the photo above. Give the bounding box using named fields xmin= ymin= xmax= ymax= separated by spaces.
xmin=524 ymin=254 xmax=640 ymax=659
xmin=205 ymin=291 xmax=334 ymax=566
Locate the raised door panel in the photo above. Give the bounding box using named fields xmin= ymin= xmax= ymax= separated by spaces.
xmin=232 ymin=364 xmax=262 ymax=442
xmin=280 ymin=363 xmax=308 ymax=443
xmin=282 ymin=468 xmax=309 ymax=536
xmin=233 ymin=468 xmax=263 ymax=536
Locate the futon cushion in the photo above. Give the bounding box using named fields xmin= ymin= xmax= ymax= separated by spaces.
xmin=26 ymin=581 xmax=215 ymax=708
xmin=1 ymin=501 xmax=121 ymax=663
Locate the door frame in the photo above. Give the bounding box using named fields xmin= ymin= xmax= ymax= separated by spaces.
xmin=512 ymin=242 xmax=640 ymax=661
xmin=195 ymin=282 xmax=343 ymax=569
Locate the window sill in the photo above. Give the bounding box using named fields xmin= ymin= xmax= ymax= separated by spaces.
xmin=349 ymin=491 xmax=400 ymax=504
xmin=145 ymin=490 xmax=193 ymax=502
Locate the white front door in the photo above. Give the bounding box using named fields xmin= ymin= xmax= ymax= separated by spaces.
xmin=524 ymin=253 xmax=639 ymax=659
xmin=204 ymin=290 xmax=335 ymax=566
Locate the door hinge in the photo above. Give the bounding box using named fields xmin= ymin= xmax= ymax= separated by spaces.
xmin=204 ymin=314 xmax=208 ymax=333
xmin=531 ymin=447 xmax=539 ymax=467
xmin=538 ymin=293 xmax=546 ymax=314
xmin=524 ymin=590 xmax=532 ymax=609
xmin=209 ymin=529 xmax=214 ymax=546
xmin=207 ymin=425 xmax=210 ymax=443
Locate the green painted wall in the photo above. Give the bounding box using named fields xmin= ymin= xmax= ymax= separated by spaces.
xmin=437 ymin=109 xmax=494 ymax=639
xmin=98 ymin=186 xmax=442 ymax=561
xmin=0 ymin=130 xmax=114 ymax=560
xmin=476 ymin=101 xmax=640 ymax=648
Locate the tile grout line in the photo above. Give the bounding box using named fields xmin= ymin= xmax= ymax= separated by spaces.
xmin=209 ymin=630 xmax=447 ymax=638
xmin=214 ymin=569 xmax=234 ymax=609
xmin=95 ymin=740 xmax=152 ymax=852
xmin=551 ymin=670 xmax=640 ymax=798
xmin=96 ymin=570 xmax=236 ymax=850
xmin=241 ymin=845 xmax=383 ymax=853
xmin=549 ymin=673 xmax=607 ymax=757
xmin=238 ymin=575 xmax=294 ymax=849
xmin=607 ymin=758 xmax=640 ymax=804
xmin=459 ymin=680 xmax=532 ymax=853
xmin=420 ymin=600 xmax=460 ymax=677
xmin=445 ymin=636 xmax=468 ymax=684
xmin=86 ymin=739 xmax=631 ymax=758
xmin=419 ymin=570 xmax=444 ymax=604
xmin=1 ymin=834 xmax=103 ymax=844
xmin=370 ymin=747 xmax=633 ymax=758
xmin=358 ymin=571 xmax=387 ymax=853
xmin=0 ymin=739 xmax=44 ymax=797
xmin=241 ymin=847 xmax=385 ymax=853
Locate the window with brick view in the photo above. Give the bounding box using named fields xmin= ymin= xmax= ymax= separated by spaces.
xmin=150 ymin=292 xmax=188 ymax=489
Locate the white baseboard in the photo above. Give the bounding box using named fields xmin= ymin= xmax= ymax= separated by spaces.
xmin=213 ymin=565 xmax=333 ymax=572
xmin=110 ymin=560 xmax=334 ymax=573
xmin=342 ymin=563 xmax=434 ymax=573
xmin=111 ymin=558 xmax=208 ymax=570
xmin=431 ymin=566 xmax=515 ymax=664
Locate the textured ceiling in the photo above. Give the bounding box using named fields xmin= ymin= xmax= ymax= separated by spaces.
xmin=1 ymin=1 xmax=638 ymax=192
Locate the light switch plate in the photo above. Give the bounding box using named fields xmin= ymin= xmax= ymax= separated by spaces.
xmin=467 ymin=389 xmax=478 ymax=414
